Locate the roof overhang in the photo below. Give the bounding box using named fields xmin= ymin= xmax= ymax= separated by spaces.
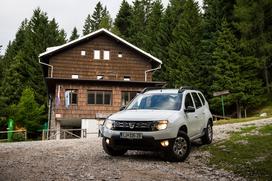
xmin=46 ymin=77 xmax=165 ymax=94
xmin=39 ymin=28 xmax=162 ymax=65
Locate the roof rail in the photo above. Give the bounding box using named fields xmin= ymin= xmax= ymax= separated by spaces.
xmin=178 ymin=86 xmax=194 ymax=93
xmin=141 ymin=87 xmax=163 ymax=93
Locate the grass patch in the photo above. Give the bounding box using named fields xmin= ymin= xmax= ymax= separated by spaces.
xmin=204 ymin=124 xmax=272 ymax=180
xmin=214 ymin=117 xmax=265 ymax=125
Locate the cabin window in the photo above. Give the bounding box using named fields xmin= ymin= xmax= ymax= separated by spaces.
xmin=121 ymin=91 xmax=138 ymax=106
xmin=94 ymin=50 xmax=100 ymax=60
xmin=72 ymin=74 xmax=79 ymax=79
xmin=103 ymin=50 xmax=110 ymax=60
xmin=81 ymin=51 xmax=86 ymax=56
xmin=124 ymin=76 xmax=131 ymax=81
xmin=97 ymin=75 xmax=104 ymax=80
xmin=118 ymin=52 xmax=122 ymax=58
xmin=88 ymin=91 xmax=112 ymax=105
xmin=65 ymin=89 xmax=78 ymax=107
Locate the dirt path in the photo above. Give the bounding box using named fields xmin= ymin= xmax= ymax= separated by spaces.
xmin=0 ymin=118 xmax=271 ymax=181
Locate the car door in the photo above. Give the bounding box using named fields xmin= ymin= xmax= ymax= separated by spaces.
xmin=191 ymin=92 xmax=205 ymax=134
xmin=183 ymin=92 xmax=198 ymax=137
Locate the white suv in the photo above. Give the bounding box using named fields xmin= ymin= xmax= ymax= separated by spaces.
xmin=101 ymin=87 xmax=213 ymax=162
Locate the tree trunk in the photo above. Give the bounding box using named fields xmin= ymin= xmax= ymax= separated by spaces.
xmin=264 ymin=63 xmax=270 ymax=93
xmin=236 ymin=101 xmax=242 ymax=118
xmin=244 ymin=107 xmax=247 ymax=118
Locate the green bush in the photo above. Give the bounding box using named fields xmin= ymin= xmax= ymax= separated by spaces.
xmin=12 ymin=132 xmax=26 ymax=141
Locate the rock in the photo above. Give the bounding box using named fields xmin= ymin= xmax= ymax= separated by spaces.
xmin=260 ymin=113 xmax=267 ymax=117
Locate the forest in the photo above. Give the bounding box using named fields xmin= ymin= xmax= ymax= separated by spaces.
xmin=0 ymin=0 xmax=271 ymax=132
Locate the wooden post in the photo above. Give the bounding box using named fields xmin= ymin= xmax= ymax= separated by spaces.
xmin=24 ymin=131 xmax=27 ymax=141
xmin=42 ymin=130 xmax=44 ymax=140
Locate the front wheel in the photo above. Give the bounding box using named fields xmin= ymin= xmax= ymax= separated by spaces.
xmin=102 ymin=137 xmax=127 ymax=156
xmin=164 ymin=131 xmax=191 ymax=162
xmin=201 ymin=121 xmax=213 ymax=144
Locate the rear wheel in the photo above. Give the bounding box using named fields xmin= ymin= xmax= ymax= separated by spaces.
xmin=165 ymin=131 xmax=191 ymax=162
xmin=201 ymin=121 xmax=213 ymax=144
xmin=102 ymin=137 xmax=127 ymax=156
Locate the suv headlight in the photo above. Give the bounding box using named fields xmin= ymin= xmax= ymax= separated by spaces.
xmin=104 ymin=119 xmax=114 ymax=130
xmin=154 ymin=120 xmax=168 ymax=130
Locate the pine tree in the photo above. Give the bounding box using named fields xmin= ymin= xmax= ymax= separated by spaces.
xmin=9 ymin=87 xmax=45 ymax=132
xmin=0 ymin=8 xmax=66 ymax=120
xmin=82 ymin=14 xmax=92 ymax=35
xmin=143 ymin=0 xmax=164 ymax=54
xmin=211 ymin=21 xmax=263 ymax=117
xmin=91 ymin=2 xmax=104 ymax=31
xmin=114 ymin=0 xmax=133 ymax=38
xmin=128 ymin=0 xmax=152 ymax=46
xmin=167 ymin=0 xmax=203 ymax=88
xmin=98 ymin=7 xmax=112 ymax=30
xmin=234 ymin=0 xmax=272 ymax=93
xmin=69 ymin=27 xmax=80 ymax=41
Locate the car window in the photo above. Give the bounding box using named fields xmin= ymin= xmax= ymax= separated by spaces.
xmin=198 ymin=93 xmax=206 ymax=105
xmin=185 ymin=93 xmax=194 ymax=108
xmin=127 ymin=93 xmax=182 ymax=110
xmin=192 ymin=92 xmax=202 ymax=109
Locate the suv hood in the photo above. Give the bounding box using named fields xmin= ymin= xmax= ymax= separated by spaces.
xmin=108 ymin=110 xmax=177 ymax=121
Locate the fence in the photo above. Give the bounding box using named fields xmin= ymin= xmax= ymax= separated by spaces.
xmin=42 ymin=129 xmax=87 ymax=140
xmin=0 ymin=130 xmax=27 ymax=142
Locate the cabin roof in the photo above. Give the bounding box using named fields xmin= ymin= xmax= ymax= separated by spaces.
xmin=39 ymin=28 xmax=162 ymax=65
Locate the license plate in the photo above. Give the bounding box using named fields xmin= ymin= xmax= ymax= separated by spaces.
xmin=120 ymin=132 xmax=143 ymax=139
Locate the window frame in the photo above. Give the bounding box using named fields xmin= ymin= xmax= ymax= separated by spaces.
xmin=192 ymin=92 xmax=202 ymax=109
xmin=121 ymin=91 xmax=138 ymax=106
xmin=87 ymin=90 xmax=112 ymax=105
xmin=94 ymin=50 xmax=100 ymax=60
xmin=184 ymin=93 xmax=194 ymax=109
xmin=103 ymin=50 xmax=110 ymax=60
xmin=65 ymin=89 xmax=78 ymax=105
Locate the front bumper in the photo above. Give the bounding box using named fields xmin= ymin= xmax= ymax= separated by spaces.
xmin=104 ymin=135 xmax=175 ymax=151
xmin=101 ymin=127 xmax=177 ymax=151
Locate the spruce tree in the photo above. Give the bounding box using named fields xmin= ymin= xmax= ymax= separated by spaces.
xmin=114 ymin=0 xmax=133 ymax=38
xmin=82 ymin=14 xmax=92 ymax=35
xmin=98 ymin=7 xmax=112 ymax=30
xmin=234 ymin=0 xmax=272 ymax=93
xmin=0 ymin=8 xmax=66 ymax=120
xmin=144 ymin=0 xmax=164 ymax=54
xmin=167 ymin=0 xmax=203 ymax=88
xmin=91 ymin=2 xmax=104 ymax=31
xmin=69 ymin=27 xmax=80 ymax=41
xmin=128 ymin=0 xmax=152 ymax=46
xmin=211 ymin=21 xmax=263 ymax=117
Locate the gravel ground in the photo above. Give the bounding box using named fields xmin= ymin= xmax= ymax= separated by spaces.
xmin=0 ymin=118 xmax=271 ymax=181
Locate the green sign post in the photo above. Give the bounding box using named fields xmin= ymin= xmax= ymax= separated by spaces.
xmin=7 ymin=118 xmax=14 ymax=141
xmin=213 ymin=90 xmax=229 ymax=117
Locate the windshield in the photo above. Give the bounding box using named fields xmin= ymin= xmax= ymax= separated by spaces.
xmin=126 ymin=93 xmax=182 ymax=111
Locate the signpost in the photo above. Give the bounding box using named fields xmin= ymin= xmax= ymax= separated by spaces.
xmin=213 ymin=90 xmax=230 ymax=117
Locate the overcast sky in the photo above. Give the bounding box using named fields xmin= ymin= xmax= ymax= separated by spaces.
xmin=0 ymin=0 xmax=203 ymax=55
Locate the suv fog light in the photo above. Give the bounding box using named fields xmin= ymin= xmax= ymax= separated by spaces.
xmin=161 ymin=140 xmax=169 ymax=147
xmin=106 ymin=138 xmax=110 ymax=144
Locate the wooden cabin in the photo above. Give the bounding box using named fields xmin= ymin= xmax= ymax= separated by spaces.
xmin=39 ymin=28 xmax=164 ymax=138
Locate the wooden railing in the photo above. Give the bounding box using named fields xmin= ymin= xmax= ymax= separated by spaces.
xmin=213 ymin=114 xmax=231 ymax=121
xmin=0 ymin=130 xmax=27 ymax=142
xmin=42 ymin=129 xmax=87 ymax=140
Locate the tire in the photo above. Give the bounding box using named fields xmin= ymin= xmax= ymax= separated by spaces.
xmin=102 ymin=137 xmax=127 ymax=156
xmin=201 ymin=121 xmax=213 ymax=144
xmin=164 ymin=131 xmax=191 ymax=162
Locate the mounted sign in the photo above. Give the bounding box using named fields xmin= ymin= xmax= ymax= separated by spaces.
xmin=213 ymin=90 xmax=230 ymax=118
xmin=213 ymin=90 xmax=230 ymax=97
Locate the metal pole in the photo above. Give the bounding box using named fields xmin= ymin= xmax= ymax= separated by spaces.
xmin=221 ymin=95 xmax=225 ymax=117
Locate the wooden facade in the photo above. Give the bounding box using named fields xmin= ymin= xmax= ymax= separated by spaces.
xmin=39 ymin=29 xmax=163 ymax=135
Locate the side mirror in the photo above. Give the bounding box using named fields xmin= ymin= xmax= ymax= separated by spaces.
xmin=184 ymin=106 xmax=195 ymax=113
xmin=119 ymin=105 xmax=126 ymax=111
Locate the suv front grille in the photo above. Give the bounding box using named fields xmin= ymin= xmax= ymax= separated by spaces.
xmin=113 ymin=121 xmax=154 ymax=131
